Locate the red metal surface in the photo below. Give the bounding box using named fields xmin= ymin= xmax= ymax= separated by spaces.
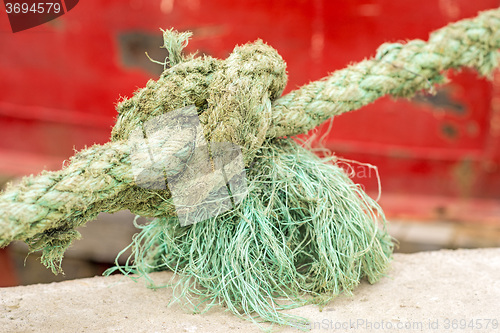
xmin=0 ymin=248 xmax=18 ymax=287
xmin=1 ymin=0 xmax=499 ymax=221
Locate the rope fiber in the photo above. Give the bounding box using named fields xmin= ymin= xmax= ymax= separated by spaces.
xmin=1 ymin=8 xmax=499 ymax=328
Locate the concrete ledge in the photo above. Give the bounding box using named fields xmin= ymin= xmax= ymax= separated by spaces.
xmin=1 ymin=248 xmax=499 ymax=332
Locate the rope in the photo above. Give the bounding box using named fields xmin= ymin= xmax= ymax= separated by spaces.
xmin=0 ymin=8 xmax=498 ymax=313
xmin=269 ymin=8 xmax=500 ymax=137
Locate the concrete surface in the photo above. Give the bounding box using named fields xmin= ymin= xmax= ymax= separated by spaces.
xmin=1 ymin=248 xmax=499 ymax=333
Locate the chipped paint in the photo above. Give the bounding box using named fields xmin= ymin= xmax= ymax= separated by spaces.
xmin=357 ymin=4 xmax=382 ymax=17
xmin=452 ymin=158 xmax=477 ymax=197
xmin=310 ymin=0 xmax=325 ymax=63
xmin=160 ymin=0 xmax=174 ymax=14
xmin=413 ymin=87 xmax=466 ymax=115
xmin=439 ymin=0 xmax=461 ymax=20
xmin=441 ymin=122 xmax=459 ymax=140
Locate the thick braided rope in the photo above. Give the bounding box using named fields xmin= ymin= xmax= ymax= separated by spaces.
xmin=0 ymin=141 xmax=178 ymax=270
xmin=0 ymin=143 xmax=130 ymax=251
xmin=1 ymin=8 xmax=499 ymax=269
xmin=269 ymin=8 xmax=500 ymax=137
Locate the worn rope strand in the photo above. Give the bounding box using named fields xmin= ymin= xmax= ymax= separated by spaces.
xmin=269 ymin=8 xmax=500 ymax=137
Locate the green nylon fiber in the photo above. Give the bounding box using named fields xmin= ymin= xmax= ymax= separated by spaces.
xmin=0 ymin=7 xmax=499 ymax=328
xmin=108 ymin=139 xmax=393 ymax=329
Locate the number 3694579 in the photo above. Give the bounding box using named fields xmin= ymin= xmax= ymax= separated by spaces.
xmin=5 ymin=2 xmax=61 ymax=14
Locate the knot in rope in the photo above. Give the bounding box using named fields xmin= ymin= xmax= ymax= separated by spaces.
xmin=112 ymin=29 xmax=287 ymax=165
